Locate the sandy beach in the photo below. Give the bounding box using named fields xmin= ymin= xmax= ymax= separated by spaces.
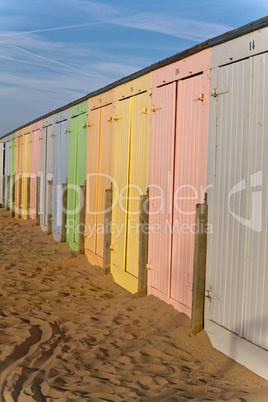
xmin=0 ymin=208 xmax=267 ymax=401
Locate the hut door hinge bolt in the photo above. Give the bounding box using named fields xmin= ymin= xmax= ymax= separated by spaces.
xmin=151 ymin=105 xmax=162 ymax=112
xmin=193 ymin=93 xmax=204 ymax=102
xmin=205 ymin=290 xmax=222 ymax=302
xmin=114 ymin=115 xmax=122 ymax=121
xmin=211 ymin=87 xmax=229 ymax=97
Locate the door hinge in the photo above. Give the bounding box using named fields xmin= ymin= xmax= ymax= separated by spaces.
xmin=211 ymin=87 xmax=229 ymax=98
xmin=193 ymin=93 xmax=204 ymax=102
xmin=205 ymin=290 xmax=222 ymax=301
xmin=151 ymin=105 xmax=162 ymax=112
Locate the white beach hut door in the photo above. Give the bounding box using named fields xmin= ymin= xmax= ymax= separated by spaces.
xmin=243 ymin=52 xmax=268 ymax=350
xmin=208 ymin=53 xmax=268 ymax=350
xmin=208 ymin=59 xmax=251 ymax=337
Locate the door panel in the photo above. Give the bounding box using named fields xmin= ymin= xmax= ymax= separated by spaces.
xmin=210 ymin=60 xmax=251 ymax=336
xmin=170 ymin=74 xmax=208 ymax=309
xmin=52 ymin=115 xmax=68 ymax=240
xmin=40 ymin=124 xmax=53 ymax=229
xmin=96 ymin=104 xmax=114 ymax=257
xmin=148 ymin=83 xmax=176 ymax=295
xmin=126 ymin=92 xmax=150 ymax=277
xmin=111 ymin=98 xmax=131 ymax=270
xmin=67 ymin=103 xmax=87 ymax=250
xmin=86 ymin=108 xmax=100 ymax=253
xmin=243 ymin=53 xmax=268 ymax=349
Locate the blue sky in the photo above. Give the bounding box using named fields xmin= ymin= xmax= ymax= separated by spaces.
xmin=0 ymin=0 xmax=267 ymax=136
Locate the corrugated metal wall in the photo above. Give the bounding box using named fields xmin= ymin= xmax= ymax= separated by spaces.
xmin=148 ymin=50 xmax=210 ymax=317
xmin=52 ymin=110 xmax=69 ymax=242
xmin=110 ymin=74 xmax=151 ymax=293
xmin=85 ymin=91 xmax=114 ymax=265
xmin=67 ymin=101 xmax=88 ymax=251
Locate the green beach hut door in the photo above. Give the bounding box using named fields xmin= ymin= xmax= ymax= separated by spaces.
xmin=66 ymin=101 xmax=88 ymax=251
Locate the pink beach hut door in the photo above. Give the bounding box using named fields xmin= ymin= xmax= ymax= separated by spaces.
xmin=148 ymin=73 xmax=209 ymax=317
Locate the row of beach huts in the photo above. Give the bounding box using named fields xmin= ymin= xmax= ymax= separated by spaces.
xmin=1 ymin=17 xmax=268 ymax=380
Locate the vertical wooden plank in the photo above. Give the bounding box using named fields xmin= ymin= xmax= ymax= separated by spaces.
xmin=138 ymin=194 xmax=149 ymax=297
xmin=103 ymin=189 xmax=112 ymax=275
xmin=79 ymin=183 xmax=86 ymax=254
xmin=61 ymin=180 xmax=67 ymax=242
xmin=191 ymin=204 xmax=208 ymax=334
xmin=47 ymin=179 xmax=53 ymax=235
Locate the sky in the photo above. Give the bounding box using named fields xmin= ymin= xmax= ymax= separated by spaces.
xmin=0 ymin=0 xmax=267 ymax=137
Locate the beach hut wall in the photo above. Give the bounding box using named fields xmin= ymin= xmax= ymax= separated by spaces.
xmin=66 ymin=100 xmax=88 ymax=251
xmin=205 ymin=24 xmax=268 ymax=380
xmin=85 ymin=90 xmax=114 ymax=266
xmin=40 ymin=116 xmax=54 ymax=231
xmin=52 ymin=109 xmax=69 ymax=242
xmin=147 ymin=49 xmax=211 ymax=318
xmin=109 ymin=73 xmax=152 ymax=293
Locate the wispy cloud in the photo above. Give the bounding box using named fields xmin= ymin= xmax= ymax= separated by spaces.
xmin=0 ymin=28 xmax=148 ymax=135
xmin=0 ymin=1 xmax=232 ymax=43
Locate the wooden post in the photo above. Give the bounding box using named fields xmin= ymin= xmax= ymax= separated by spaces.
xmin=103 ymin=188 xmax=113 ymax=275
xmin=6 ymin=175 xmax=10 ymax=211
xmin=191 ymin=203 xmax=208 ymax=335
xmin=47 ymin=180 xmax=53 ymax=235
xmin=79 ymin=182 xmax=86 ymax=254
xmin=26 ymin=177 xmax=31 ymax=219
xmin=36 ymin=176 xmax=40 ymax=225
xmin=61 ymin=180 xmax=67 ymax=242
xmin=11 ymin=175 xmax=15 ymax=218
xmin=18 ymin=176 xmax=22 ymax=218
xmin=138 ymin=194 xmax=149 ymax=297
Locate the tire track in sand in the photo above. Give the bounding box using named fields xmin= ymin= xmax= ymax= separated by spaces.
xmin=0 ymin=317 xmax=64 ymax=401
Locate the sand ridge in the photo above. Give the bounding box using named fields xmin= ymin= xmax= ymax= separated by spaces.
xmin=0 ymin=209 xmax=267 ymax=401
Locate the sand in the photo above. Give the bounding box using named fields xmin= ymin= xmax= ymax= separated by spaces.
xmin=0 ymin=209 xmax=267 ymax=401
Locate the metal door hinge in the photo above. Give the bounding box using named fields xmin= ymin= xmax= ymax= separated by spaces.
xmin=114 ymin=115 xmax=122 ymax=121
xmin=151 ymin=105 xmax=162 ymax=112
xmin=205 ymin=290 xmax=222 ymax=301
xmin=211 ymin=87 xmax=229 ymax=97
xmin=193 ymin=93 xmax=204 ymax=102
